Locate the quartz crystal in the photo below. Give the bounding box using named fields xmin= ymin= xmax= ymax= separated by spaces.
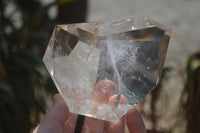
xmin=43 ymin=17 xmax=170 ymax=122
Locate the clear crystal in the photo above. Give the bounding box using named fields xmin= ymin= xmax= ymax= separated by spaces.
xmin=43 ymin=17 xmax=170 ymax=122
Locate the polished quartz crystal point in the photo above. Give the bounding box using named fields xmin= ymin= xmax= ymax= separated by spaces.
xmin=43 ymin=17 xmax=170 ymax=122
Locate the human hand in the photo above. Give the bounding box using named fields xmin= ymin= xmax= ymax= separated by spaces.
xmin=33 ymin=80 xmax=146 ymax=133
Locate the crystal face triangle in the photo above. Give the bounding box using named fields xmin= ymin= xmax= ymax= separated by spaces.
xmin=43 ymin=17 xmax=170 ymax=122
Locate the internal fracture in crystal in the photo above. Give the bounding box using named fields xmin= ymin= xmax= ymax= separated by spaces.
xmin=43 ymin=17 xmax=170 ymax=122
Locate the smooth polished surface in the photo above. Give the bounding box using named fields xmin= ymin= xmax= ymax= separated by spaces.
xmin=43 ymin=17 xmax=170 ymax=122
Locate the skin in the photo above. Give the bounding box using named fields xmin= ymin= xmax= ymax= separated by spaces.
xmin=33 ymin=80 xmax=146 ymax=133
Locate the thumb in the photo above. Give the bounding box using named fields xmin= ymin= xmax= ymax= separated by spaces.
xmin=33 ymin=94 xmax=70 ymax=133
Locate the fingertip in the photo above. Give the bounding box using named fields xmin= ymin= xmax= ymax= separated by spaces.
xmin=53 ymin=93 xmax=59 ymax=103
xmin=126 ymin=107 xmax=141 ymax=120
xmin=92 ymin=79 xmax=115 ymax=103
xmin=53 ymin=93 xmax=66 ymax=105
xmin=53 ymin=93 xmax=60 ymax=101
xmin=108 ymin=95 xmax=128 ymax=104
xmin=126 ymin=107 xmax=146 ymax=133
xmin=95 ymin=79 xmax=115 ymax=94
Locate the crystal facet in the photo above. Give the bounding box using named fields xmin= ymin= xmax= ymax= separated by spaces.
xmin=43 ymin=17 xmax=170 ymax=122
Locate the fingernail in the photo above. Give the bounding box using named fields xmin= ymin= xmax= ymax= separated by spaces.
xmin=91 ymin=80 xmax=115 ymax=104
xmin=108 ymin=95 xmax=128 ymax=104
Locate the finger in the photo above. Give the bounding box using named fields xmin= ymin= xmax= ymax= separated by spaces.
xmin=82 ymin=80 xmax=115 ymax=133
xmin=106 ymin=116 xmax=125 ymax=133
xmin=81 ymin=117 xmax=105 ymax=133
xmin=126 ymin=107 xmax=146 ymax=133
xmin=108 ymin=94 xmax=128 ymax=104
xmin=106 ymin=95 xmax=128 ymax=133
xmin=33 ymin=94 xmax=70 ymax=133
xmin=91 ymin=79 xmax=115 ymax=104
xmin=64 ymin=113 xmax=78 ymax=133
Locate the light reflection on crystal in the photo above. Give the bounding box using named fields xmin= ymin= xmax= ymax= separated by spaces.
xmin=50 ymin=68 xmax=53 ymax=76
xmin=43 ymin=17 xmax=170 ymax=122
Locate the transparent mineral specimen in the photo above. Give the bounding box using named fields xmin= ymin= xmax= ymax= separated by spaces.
xmin=43 ymin=17 xmax=170 ymax=122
